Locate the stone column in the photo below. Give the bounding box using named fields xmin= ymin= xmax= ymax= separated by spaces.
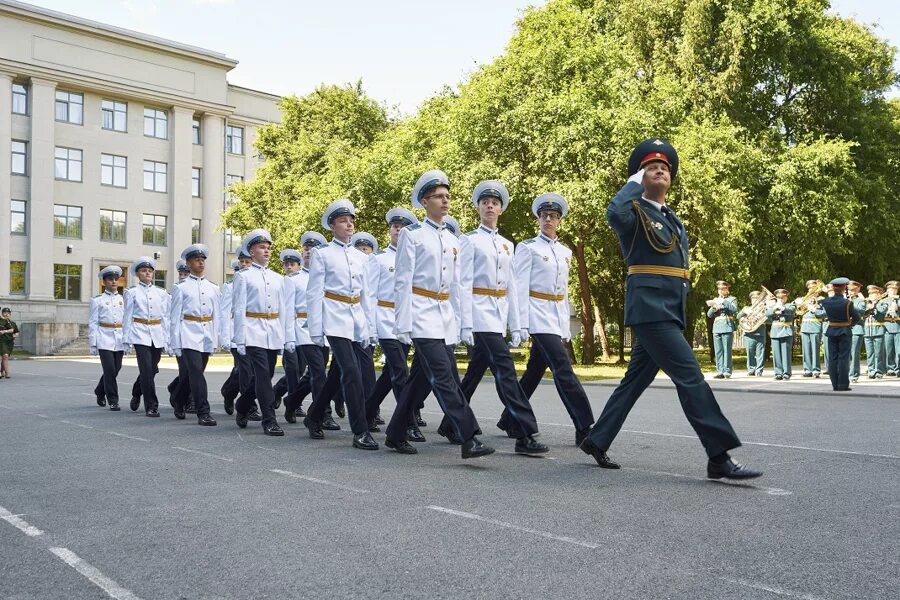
xmin=27 ymin=78 xmax=57 ymax=301
xmin=201 ymin=113 xmax=225 ymax=283
xmin=169 ymin=106 xmax=194 ymax=272
xmin=0 ymin=73 xmax=13 ymax=298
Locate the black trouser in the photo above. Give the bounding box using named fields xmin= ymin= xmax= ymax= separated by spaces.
xmin=177 ymin=349 xmax=211 ymax=417
xmin=827 ymin=334 xmax=852 ymax=391
xmin=273 ymin=376 xmax=288 ymax=400
xmin=94 ymin=350 xmax=123 ymax=403
xmin=283 ymin=349 xmax=306 ymax=399
xmin=131 ymin=361 xmax=159 ymax=401
xmin=308 ymin=337 xmax=367 ymax=435
xmin=221 ymin=349 xmax=258 ymax=410
xmin=134 ymin=344 xmax=162 ymax=411
xmin=387 ymin=339 xmax=479 ymax=443
xmin=441 ymin=333 xmax=538 ymax=438
xmin=408 ymin=345 xmax=462 ymax=415
xmin=221 ymin=350 xmax=241 ymax=401
xmin=366 ymin=339 xmax=410 ymax=421
xmin=459 ymin=337 xmax=506 ymax=400
xmin=169 ymin=361 xmax=192 ymax=408
xmin=588 ymin=321 xmax=741 ymax=458
xmin=318 ymin=359 xmax=343 ymax=413
xmin=236 ymin=347 xmax=279 ymax=428
xmin=296 ymin=345 xmax=329 ymax=414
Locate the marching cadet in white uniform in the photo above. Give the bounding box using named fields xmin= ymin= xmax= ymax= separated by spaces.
xmin=90 ymin=265 xmax=126 ymax=410
xmin=167 ymin=259 xmax=195 ymax=412
xmin=232 ymin=229 xmax=293 ymax=436
xmin=511 ymin=194 xmax=595 ymax=445
xmin=304 ymin=201 xmax=379 ymax=450
xmin=123 ymin=256 xmax=169 ymax=416
xmin=350 ymin=231 xmax=380 ymax=416
xmin=449 ymin=180 xmax=548 ymax=454
xmin=219 ymin=257 xmax=243 ymax=415
xmin=279 ymin=247 xmax=306 ymax=424
xmin=168 ymin=244 xmax=221 ymax=425
xmin=385 ymin=170 xmax=494 ymax=459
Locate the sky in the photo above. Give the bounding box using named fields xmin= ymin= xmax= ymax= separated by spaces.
xmin=19 ymin=0 xmax=900 ymax=113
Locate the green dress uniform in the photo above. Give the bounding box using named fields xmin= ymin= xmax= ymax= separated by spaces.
xmin=822 ymin=278 xmax=860 ymax=391
xmin=766 ymin=301 xmax=796 ymax=379
xmin=0 ymin=317 xmax=18 ymax=356
xmin=863 ymin=300 xmax=888 ymax=378
xmin=799 ymin=301 xmax=826 ymax=376
xmin=849 ymin=295 xmax=867 ymax=381
xmin=822 ymin=317 xmax=829 ymax=374
xmin=883 ymin=292 xmax=900 ymax=376
xmin=707 ymin=296 xmax=738 ymax=377
xmin=736 ymin=306 xmax=766 ymax=375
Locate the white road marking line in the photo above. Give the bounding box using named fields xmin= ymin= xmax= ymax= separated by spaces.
xmin=60 ymin=419 xmax=73 ymax=424
xmin=0 ymin=506 xmax=44 ymax=537
xmin=172 ymin=446 xmax=233 ymax=462
xmin=720 ymin=576 xmax=828 ymax=599
xmin=427 ymin=505 xmax=599 ymax=549
xmin=34 ymin=413 xmax=49 ymax=418
xmin=269 ymin=469 xmax=369 ymax=493
xmin=622 ymin=467 xmax=791 ymax=496
xmin=106 ymin=432 xmax=149 ymax=442
xmin=76 ymin=423 xmax=94 ymax=430
xmin=255 ymin=445 xmax=277 ymax=453
xmin=49 ymin=547 xmax=144 ymax=600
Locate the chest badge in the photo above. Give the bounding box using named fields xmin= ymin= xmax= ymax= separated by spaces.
xmin=388 ymin=267 xmax=395 ymax=272
xmin=542 ymin=256 xmax=549 ymax=262
xmin=503 ymin=243 xmax=510 ymax=255
xmin=653 ymin=221 xmax=663 ymax=230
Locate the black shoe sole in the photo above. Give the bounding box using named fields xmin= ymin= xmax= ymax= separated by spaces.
xmin=199 ymin=420 xmax=217 ymax=426
xmin=515 ymin=445 xmax=550 ymax=455
xmin=353 ymin=442 xmax=380 ymax=450
xmin=130 ymin=399 xmax=141 ymax=411
xmin=385 ymin=439 xmax=418 ymax=454
xmin=109 ymin=406 xmax=120 ymax=411
xmin=264 ymin=429 xmax=285 ymax=436
xmin=707 ymin=471 xmax=763 ymax=480
xmin=462 ymin=447 xmax=496 ymax=459
xmin=145 ymin=412 xmax=160 ymax=418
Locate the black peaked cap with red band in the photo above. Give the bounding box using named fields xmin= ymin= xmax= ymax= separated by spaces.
xmin=628 ymin=138 xmax=679 ymax=180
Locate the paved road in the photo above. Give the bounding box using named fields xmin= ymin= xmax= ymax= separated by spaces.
xmin=1 ymin=359 xmax=897 ymax=600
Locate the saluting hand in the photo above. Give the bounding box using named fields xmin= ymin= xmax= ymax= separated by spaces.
xmin=627 ymin=168 xmax=646 ymax=186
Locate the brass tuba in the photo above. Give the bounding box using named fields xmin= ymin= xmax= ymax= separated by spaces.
xmin=739 ymin=286 xmax=776 ymax=332
xmin=794 ymin=280 xmax=825 ymax=315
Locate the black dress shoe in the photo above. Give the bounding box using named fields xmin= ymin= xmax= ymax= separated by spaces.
xmin=130 ymin=396 xmax=141 ymax=411
xmin=803 ymin=372 xmax=813 ymax=378
xmin=96 ymin=395 xmax=106 ymax=407
xmin=334 ymin=401 xmax=346 ymax=419
xmin=714 ymin=373 xmax=725 ymax=379
xmin=108 ymin=403 xmax=121 ymax=411
xmin=774 ymin=375 xmax=783 ymax=381
xmin=322 ymin=415 xmax=341 ymax=431
xmin=374 ymin=411 xmax=385 ymax=425
xmin=575 ymin=428 xmax=590 ymax=448
xmin=284 ymin=408 xmax=297 ymax=424
xmin=264 ymin=423 xmax=285 ymax=436
xmin=474 ymin=427 xmax=483 ymax=436
xmin=174 ymin=407 xmax=186 ymax=420
xmin=406 ymin=427 xmax=426 ymax=443
xmin=461 ymin=437 xmax=495 ymax=459
xmin=223 ymin=395 xmax=235 ymax=416
xmin=235 ymin=412 xmax=248 ymax=428
xmin=273 ymin=395 xmax=282 ymax=410
xmin=707 ymin=458 xmax=762 ymax=480
xmin=353 ymin=432 xmax=379 ymax=450
xmin=579 ymin=438 xmax=621 ymax=469
xmin=303 ymin=416 xmax=324 ymax=439
xmin=247 ymin=409 xmax=262 ymax=422
xmin=368 ymin=420 xmax=381 ymax=432
xmin=145 ymin=408 xmax=160 ymax=418
xmin=198 ymin=414 xmax=217 ymax=426
xmin=437 ymin=423 xmax=463 ymax=445
xmin=386 ymin=438 xmax=418 ymax=454
xmin=295 ymin=405 xmax=306 ymax=418
xmin=185 ymin=403 xmax=197 ymax=414
xmin=414 ymin=410 xmax=427 ymax=427
xmin=515 ymin=436 xmax=549 ymax=455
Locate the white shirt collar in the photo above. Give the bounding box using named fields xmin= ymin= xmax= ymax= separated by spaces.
xmin=424 ymin=217 xmax=444 ymax=231
xmin=642 ymin=196 xmax=667 ymax=212
xmin=479 ymin=224 xmax=497 ymax=235
xmin=538 ymin=232 xmax=557 ymax=244
xmin=332 ymin=238 xmax=350 ymax=248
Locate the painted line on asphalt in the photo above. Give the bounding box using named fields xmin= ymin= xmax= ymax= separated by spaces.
xmin=269 ymin=469 xmax=369 ymax=494
xmin=49 ymin=547 xmax=144 ymax=600
xmin=34 ymin=413 xmax=49 ymax=418
xmin=172 ymin=446 xmax=233 ymax=462
xmin=426 ymin=505 xmax=599 ymax=549
xmin=106 ymin=431 xmax=150 ymax=442
xmin=76 ymin=423 xmax=94 ymax=430
xmin=622 ymin=467 xmax=791 ymax=496
xmin=0 ymin=506 xmax=44 ymax=537
xmin=720 ymin=576 xmax=828 ymax=600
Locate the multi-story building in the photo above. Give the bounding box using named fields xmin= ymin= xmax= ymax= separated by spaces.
xmin=0 ymin=0 xmax=280 ymax=347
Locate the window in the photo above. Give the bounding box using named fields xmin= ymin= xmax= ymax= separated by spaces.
xmin=142 ymin=214 xmax=166 ymax=246
xmin=225 ymin=125 xmax=243 ymax=154
xmin=192 ymin=118 xmax=201 ymax=144
xmin=55 ymin=91 xmax=83 ymax=124
xmin=224 ymin=228 xmax=241 ymax=254
xmin=11 ymin=200 xmax=26 ymax=234
xmin=53 ymin=204 xmax=82 ymax=238
xmin=143 ymin=160 xmax=167 ymax=192
xmin=191 ymin=167 xmax=201 ymax=197
xmin=53 ymin=264 xmax=81 ymax=300
xmin=225 ymin=174 xmax=243 ymax=205
xmin=152 ymin=270 xmax=166 ymax=288
xmin=12 ymin=83 xmax=27 ymax=115
xmin=101 ymin=99 xmax=127 ymax=132
xmin=143 ymin=108 xmax=167 ymax=139
xmin=101 ymin=154 xmax=127 ymax=187
xmin=11 ymin=140 xmax=26 ymax=175
xmin=100 ymin=209 xmax=126 ymax=243
xmin=10 ymin=261 xmax=26 ymax=295
xmin=191 ymin=219 xmax=201 ymax=244
xmin=54 ymin=147 xmax=83 ymax=182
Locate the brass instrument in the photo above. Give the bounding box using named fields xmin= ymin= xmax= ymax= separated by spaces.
xmin=864 ymin=291 xmax=889 ymax=317
xmin=739 ymin=286 xmax=776 ymax=333
xmin=794 ymin=280 xmax=825 ymax=315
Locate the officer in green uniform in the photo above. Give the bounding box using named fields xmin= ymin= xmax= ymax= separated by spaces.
xmin=822 ymin=277 xmax=860 ymax=391
xmin=882 ymin=281 xmax=900 ymax=376
xmin=737 ymin=291 xmax=766 ymax=376
xmin=766 ymin=288 xmax=795 ymax=380
xmin=863 ymin=284 xmax=888 ymax=378
xmin=847 ymin=281 xmax=867 ymax=383
xmin=798 ymin=280 xmax=826 ymax=378
xmin=707 ymin=280 xmax=737 ymax=378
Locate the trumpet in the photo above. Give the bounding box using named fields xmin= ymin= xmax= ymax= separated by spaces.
xmin=739 ymin=286 xmax=776 ymax=332
xmin=864 ymin=291 xmax=888 ymax=316
xmin=794 ymin=280 xmax=825 ymax=315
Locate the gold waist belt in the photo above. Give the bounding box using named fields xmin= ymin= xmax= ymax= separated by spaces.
xmin=132 ymin=318 xmax=161 ymax=325
xmin=99 ymin=322 xmax=122 ymax=328
xmin=245 ymin=312 xmax=279 ymax=319
xmin=774 ymin=322 xmax=793 ymax=327
xmin=473 ymin=287 xmax=507 ymax=298
xmin=867 ymin=322 xmax=885 ymax=326
xmin=184 ymin=315 xmax=213 ymax=322
xmin=529 ymin=290 xmax=564 ymax=302
xmin=377 ymin=300 xmax=395 ymax=309
xmin=412 ymin=287 xmax=450 ymax=301
xmin=324 ymin=291 xmax=360 ymax=304
xmin=295 ymin=312 xmax=307 ymax=319
xmin=627 ymin=265 xmax=690 ymax=279
xmin=829 ymin=321 xmax=851 ymax=326
xmin=715 ymin=316 xmax=734 ymax=320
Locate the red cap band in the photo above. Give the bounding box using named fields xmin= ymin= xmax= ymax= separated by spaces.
xmin=639 ymin=152 xmax=671 ymax=167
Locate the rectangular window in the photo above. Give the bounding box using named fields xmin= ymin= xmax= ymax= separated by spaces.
xmin=224 ymin=228 xmax=241 ymax=254
xmin=99 ymin=209 xmax=127 ymax=243
xmin=142 ymin=214 xmax=167 ymax=246
xmin=225 ymin=174 xmax=243 ymax=205
xmin=53 ymin=264 xmax=82 ymax=301
xmin=54 ymin=147 xmax=83 ymax=182
xmin=191 ymin=218 xmax=201 ymax=244
xmin=53 ymin=204 xmax=82 ymax=239
xmin=11 ymin=200 xmax=26 ymax=234
xmin=225 ymin=125 xmax=243 ymax=154
xmin=153 ymin=270 xmax=166 ymax=288
xmin=101 ymin=154 xmax=127 ymax=187
xmin=11 ymin=140 xmax=26 ymax=175
xmin=143 ymin=108 xmax=168 ymax=139
xmin=12 ymin=83 xmax=27 ymax=115
xmin=9 ymin=261 xmax=26 ymax=295
xmin=191 ymin=167 xmax=201 ymax=197
xmin=101 ymin=99 xmax=127 ymax=132
xmin=143 ymin=160 xmax=167 ymax=192
xmin=192 ymin=118 xmax=201 ymax=144
xmin=55 ymin=91 xmax=83 ymax=124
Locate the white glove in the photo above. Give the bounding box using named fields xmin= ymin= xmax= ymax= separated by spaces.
xmin=510 ymin=331 xmax=522 ymax=348
xmin=220 ymin=342 xmax=232 ymax=352
xmin=165 ymin=345 xmax=173 ymax=357
xmin=520 ymin=329 xmax=529 ymax=341
xmin=174 ymin=348 xmax=182 ymax=358
xmin=89 ymin=346 xmax=98 ymax=356
xmin=123 ymin=344 xmax=132 ymax=356
xmin=311 ymin=336 xmax=325 ymax=348
xmin=285 ymin=342 xmax=296 ymax=353
xmin=370 ymin=335 xmax=379 ymax=348
xmin=236 ymin=344 xmax=247 ymax=355
xmin=627 ymin=168 xmax=645 ymax=186
xmin=396 ymin=332 xmax=412 ymax=346
xmin=461 ymin=328 xmax=475 ymax=346
xmin=361 ymin=337 xmax=370 ymax=349
xmin=562 ymin=334 xmax=572 ymax=343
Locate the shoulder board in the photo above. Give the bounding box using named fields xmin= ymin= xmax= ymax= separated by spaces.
xmin=407 ymin=223 xmax=421 ymax=231
xmin=93 ymin=294 xmax=103 ymax=298
xmin=522 ymin=238 xmax=537 ymax=245
xmin=464 ymin=230 xmax=478 ymax=237
xmin=374 ymin=249 xmax=385 ymax=255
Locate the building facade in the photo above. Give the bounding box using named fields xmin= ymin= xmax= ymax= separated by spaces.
xmin=0 ymin=0 xmax=280 ymax=331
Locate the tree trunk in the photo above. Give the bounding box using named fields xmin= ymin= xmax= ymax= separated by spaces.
xmin=594 ymin=304 xmax=611 ymax=360
xmin=572 ymin=239 xmax=596 ymax=365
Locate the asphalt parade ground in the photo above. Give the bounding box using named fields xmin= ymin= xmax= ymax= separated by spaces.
xmin=1 ymin=359 xmax=898 ymax=600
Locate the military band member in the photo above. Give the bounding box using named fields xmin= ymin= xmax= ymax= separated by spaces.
xmin=385 ymin=170 xmax=492 ymax=459
xmin=822 ymin=277 xmax=860 ymax=391
xmin=847 ymin=280 xmax=866 ymax=383
xmin=822 ymin=283 xmax=833 ymax=374
xmin=766 ymin=289 xmax=795 ymax=380
xmin=232 ymin=229 xmax=293 ymax=436
xmin=583 ymin=138 xmax=759 ymax=479
xmin=89 ymin=266 xmax=125 ymax=410
xmin=737 ymin=291 xmax=766 ymax=376
xmin=123 ymin=257 xmax=169 ymax=416
xmin=304 ymin=200 xmax=379 ymax=450
xmin=707 ymin=280 xmax=737 ymax=379
xmin=798 ymin=280 xmax=826 ymax=378
xmin=863 ymin=284 xmax=888 ymax=378
xmin=883 ymin=281 xmax=900 ymax=376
